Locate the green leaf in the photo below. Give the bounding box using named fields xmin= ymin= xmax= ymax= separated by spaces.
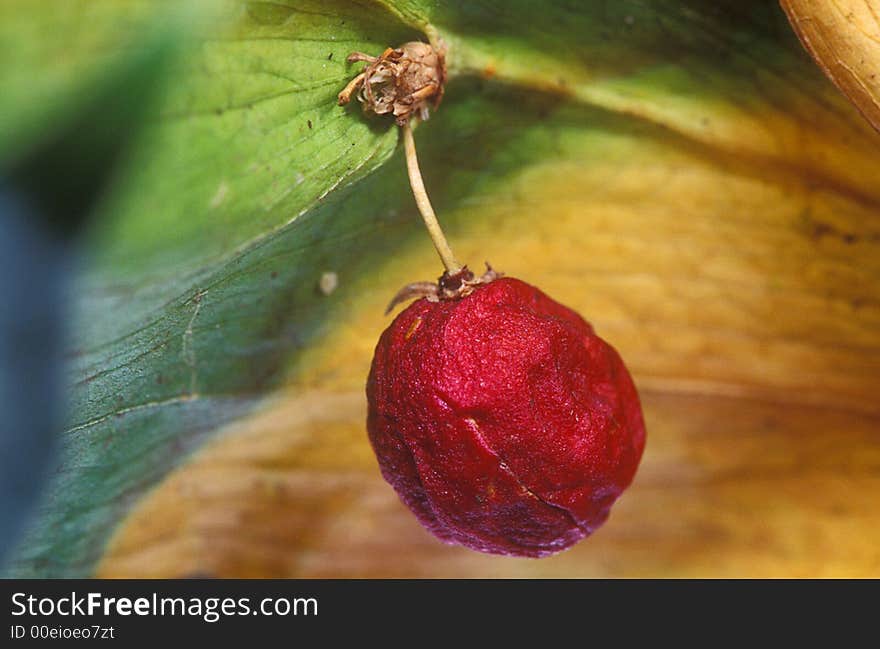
xmin=4 ymin=1 xmax=880 ymax=577
xmin=2 ymin=0 xmax=423 ymax=577
xmin=3 ymin=28 xmax=181 ymax=236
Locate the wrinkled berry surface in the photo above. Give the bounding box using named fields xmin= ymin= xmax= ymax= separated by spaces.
xmin=366 ymin=277 xmax=646 ymax=557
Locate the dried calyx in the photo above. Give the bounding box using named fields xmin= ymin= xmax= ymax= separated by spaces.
xmin=337 ymin=42 xmax=446 ymax=125
xmin=384 ymin=264 xmax=501 ymax=315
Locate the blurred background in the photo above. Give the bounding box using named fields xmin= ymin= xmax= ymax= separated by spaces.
xmin=1 ymin=0 xmax=878 ymax=578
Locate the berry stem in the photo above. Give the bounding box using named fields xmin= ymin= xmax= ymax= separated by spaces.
xmin=401 ymin=121 xmax=462 ymax=275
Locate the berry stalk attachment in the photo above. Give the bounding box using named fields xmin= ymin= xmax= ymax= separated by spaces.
xmin=338 ymin=39 xmax=496 ymax=308
xmin=388 ymin=121 xmax=500 ymax=313
xmin=339 ymin=39 xmax=646 ymax=557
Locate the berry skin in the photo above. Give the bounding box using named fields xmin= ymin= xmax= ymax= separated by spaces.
xmin=366 ymin=277 xmax=646 ymax=557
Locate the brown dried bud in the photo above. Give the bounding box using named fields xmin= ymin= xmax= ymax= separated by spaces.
xmin=337 ymin=41 xmax=446 ymax=125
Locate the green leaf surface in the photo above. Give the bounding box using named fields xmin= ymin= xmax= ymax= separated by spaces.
xmin=3 ymin=0 xmax=422 ymax=577
xmin=2 ymin=1 xmax=878 ymax=577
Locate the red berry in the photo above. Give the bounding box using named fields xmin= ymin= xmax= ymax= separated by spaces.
xmin=366 ymin=277 xmax=646 ymax=557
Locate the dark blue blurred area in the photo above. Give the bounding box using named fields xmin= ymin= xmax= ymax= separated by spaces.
xmin=0 ymin=17 xmax=180 ymax=573
xmin=0 ymin=188 xmax=66 ymax=564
